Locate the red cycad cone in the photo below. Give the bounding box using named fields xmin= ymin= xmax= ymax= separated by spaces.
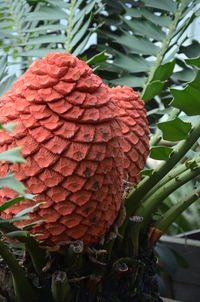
xmin=112 ymin=86 xmax=150 ymax=185
xmin=0 ymin=53 xmax=124 ymax=246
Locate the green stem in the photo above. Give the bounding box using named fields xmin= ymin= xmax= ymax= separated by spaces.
xmin=126 ymin=119 xmax=200 ymax=218
xmin=137 ymin=164 xmax=200 ymax=228
xmin=150 ymin=129 xmax=162 ymax=147
xmin=51 ymin=271 xmax=71 ymax=302
xmin=0 ymin=240 xmax=38 ymax=302
xmin=130 ymin=165 xmax=200 ymax=256
xmin=0 ymin=219 xmax=46 ymax=275
xmin=141 ymin=0 xmax=186 ymax=100
xmin=144 ymin=155 xmax=200 ymax=201
xmin=179 ymin=140 xmax=199 ymax=164
xmin=155 ymin=188 xmax=200 ymax=233
xmin=65 ymin=0 xmax=76 ymax=52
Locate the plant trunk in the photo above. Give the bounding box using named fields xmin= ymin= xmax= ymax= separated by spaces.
xmin=0 ymin=232 xmax=163 ymax=302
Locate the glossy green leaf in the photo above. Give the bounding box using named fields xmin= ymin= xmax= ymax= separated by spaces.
xmin=86 ymin=51 xmax=108 ymax=66
xmin=171 ymin=85 xmax=200 ymax=116
xmin=186 ymin=57 xmax=200 ymax=68
xmin=140 ymin=169 xmax=154 ymax=177
xmin=0 ymin=196 xmax=25 ymax=213
xmin=142 ymin=80 xmax=165 ymax=102
xmin=153 ymin=60 xmax=175 ymax=81
xmin=158 ymin=118 xmax=192 ymax=141
xmin=0 ymin=147 xmax=26 ymax=163
xmin=150 ymin=146 xmax=173 ymax=161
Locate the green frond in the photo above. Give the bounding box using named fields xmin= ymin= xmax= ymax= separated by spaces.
xmin=96 ymin=0 xmax=199 ymax=99
xmin=13 ymin=0 xmax=103 ymax=59
xmin=0 ymin=0 xmax=103 ymax=73
xmin=0 ymin=56 xmax=16 ymax=96
xmin=0 ymin=0 xmax=34 ymax=66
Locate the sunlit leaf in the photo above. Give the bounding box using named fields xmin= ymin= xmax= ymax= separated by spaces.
xmin=140 ymin=169 xmax=154 ymax=177
xmin=153 ymin=60 xmax=176 ymax=81
xmin=186 ymin=57 xmax=200 ymax=68
xmin=158 ymin=118 xmax=192 ymax=141
xmin=142 ymin=80 xmax=165 ymax=102
xmin=150 ymin=146 xmax=173 ymax=161
xmin=86 ymin=51 xmax=108 ymax=66
xmin=171 ymin=85 xmax=200 ymax=116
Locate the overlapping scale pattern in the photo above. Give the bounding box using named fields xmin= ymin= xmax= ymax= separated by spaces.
xmin=112 ymin=86 xmax=150 ymax=185
xmin=0 ymin=53 xmax=124 ymax=246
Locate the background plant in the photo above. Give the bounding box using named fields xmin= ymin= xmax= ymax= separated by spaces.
xmin=0 ymin=0 xmax=200 ymax=301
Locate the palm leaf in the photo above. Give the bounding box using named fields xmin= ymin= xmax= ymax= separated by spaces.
xmin=0 ymin=56 xmax=16 ymax=96
xmin=0 ymin=0 xmax=102 ymax=72
xmin=96 ymin=0 xmax=200 ymax=100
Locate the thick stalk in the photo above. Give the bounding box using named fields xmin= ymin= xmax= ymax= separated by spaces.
xmin=179 ymin=140 xmax=199 ymax=164
xmin=137 ymin=164 xmax=200 ymax=228
xmin=141 ymin=0 xmax=186 ymax=100
xmin=155 ymin=187 xmax=200 ymax=233
xmin=0 ymin=240 xmax=38 ymax=302
xmin=130 ymin=165 xmax=200 ymax=256
xmin=126 ymin=119 xmax=200 ymax=218
xmin=150 ymin=129 xmax=162 ymax=147
xmin=144 ymin=155 xmax=200 ymax=201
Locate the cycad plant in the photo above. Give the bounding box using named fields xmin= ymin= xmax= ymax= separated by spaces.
xmin=0 ymin=1 xmax=200 ymax=301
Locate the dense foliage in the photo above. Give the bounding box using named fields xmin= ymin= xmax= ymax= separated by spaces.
xmin=0 ymin=0 xmax=200 ymax=301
